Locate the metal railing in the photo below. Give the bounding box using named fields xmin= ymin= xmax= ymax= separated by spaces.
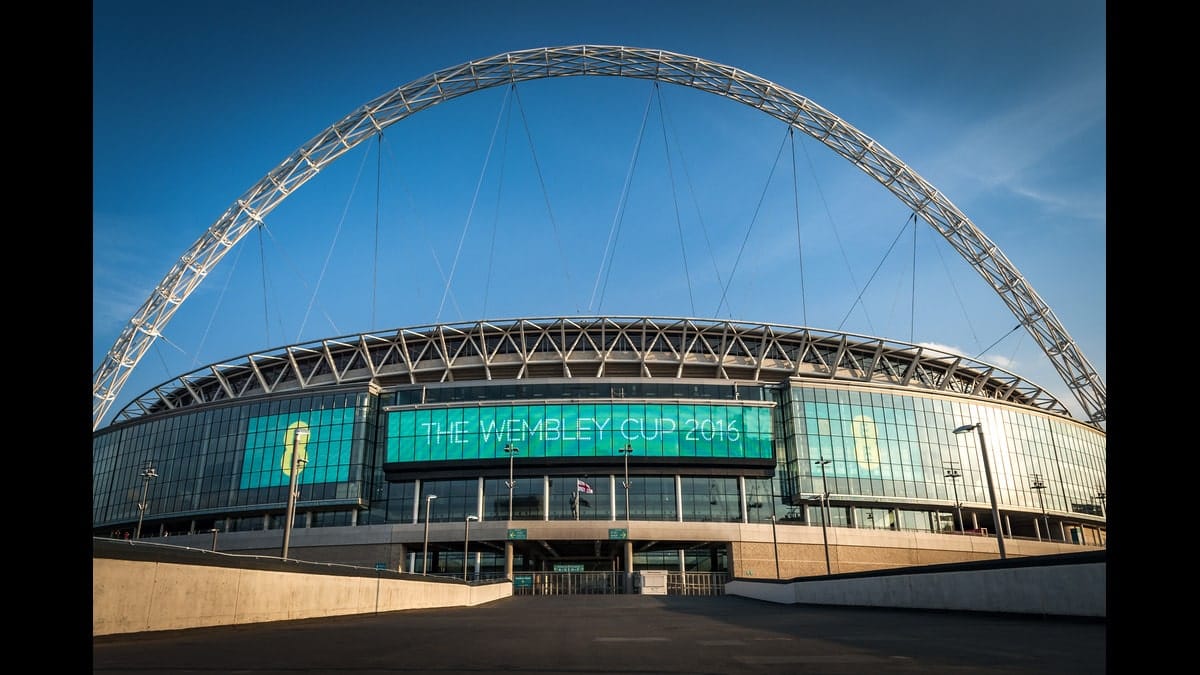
xmin=510 ymin=571 xmax=728 ymax=596
xmin=512 ymin=571 xmax=624 ymax=595
xmin=667 ymin=572 xmax=727 ymax=595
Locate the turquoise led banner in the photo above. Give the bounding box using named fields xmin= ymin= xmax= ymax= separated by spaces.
xmin=386 ymin=403 xmax=773 ymax=462
xmin=239 ymin=408 xmax=354 ymax=489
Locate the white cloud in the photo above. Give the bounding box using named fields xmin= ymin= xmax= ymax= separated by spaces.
xmin=922 ymin=72 xmax=1106 ymax=213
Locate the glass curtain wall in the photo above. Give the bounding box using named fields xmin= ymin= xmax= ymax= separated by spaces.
xmin=781 ymin=385 xmax=1106 ymax=521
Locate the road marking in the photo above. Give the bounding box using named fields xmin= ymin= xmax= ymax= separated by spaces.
xmin=594 ymin=637 xmax=670 ymax=642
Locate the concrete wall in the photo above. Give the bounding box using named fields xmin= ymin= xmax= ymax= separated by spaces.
xmin=93 ymin=556 xmax=512 ymax=636
xmin=726 ymin=552 xmax=1105 ymax=618
xmin=154 ymin=520 xmax=1103 ymax=578
xmin=728 ymin=523 xmax=1098 ymax=579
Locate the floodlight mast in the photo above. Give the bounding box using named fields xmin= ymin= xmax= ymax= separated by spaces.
xmin=953 ymin=423 xmax=1006 ymax=559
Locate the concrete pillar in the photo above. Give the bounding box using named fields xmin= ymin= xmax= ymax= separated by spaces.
xmin=412 ymin=479 xmax=422 ymax=524
xmin=505 ymin=541 xmax=514 ymax=580
xmin=624 ymin=540 xmax=634 ymax=594
xmin=738 ymin=476 xmax=748 ymax=524
xmin=676 ymin=475 xmax=684 ymax=522
xmin=610 ymin=475 xmax=617 ymax=521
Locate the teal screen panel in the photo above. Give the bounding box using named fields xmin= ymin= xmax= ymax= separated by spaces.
xmin=240 ymin=409 xmax=354 ymax=489
xmin=386 ymin=403 xmax=774 ymax=462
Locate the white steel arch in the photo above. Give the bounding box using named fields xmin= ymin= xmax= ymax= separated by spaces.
xmin=92 ymin=45 xmax=1106 ymax=430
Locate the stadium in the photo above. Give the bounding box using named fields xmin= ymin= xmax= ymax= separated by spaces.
xmin=91 ymin=47 xmax=1106 ymax=591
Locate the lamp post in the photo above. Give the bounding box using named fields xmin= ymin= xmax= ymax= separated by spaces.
xmin=944 ymin=464 xmax=964 ymax=533
xmin=134 ymin=462 xmax=158 ymax=539
xmin=463 ymin=515 xmax=479 ymax=581
xmin=1095 ymin=488 xmax=1106 ymax=518
xmin=1030 ymin=473 xmax=1050 ymax=540
xmin=814 ymin=457 xmax=831 ymax=575
xmin=770 ymin=514 xmax=780 ymax=579
xmin=281 ymin=427 xmax=309 ymax=559
xmin=422 ymin=494 xmax=438 ymax=575
xmin=503 ymin=444 xmax=519 ymax=520
xmin=618 ymin=443 xmax=633 ymax=521
xmin=953 ymin=423 xmax=1006 ymax=559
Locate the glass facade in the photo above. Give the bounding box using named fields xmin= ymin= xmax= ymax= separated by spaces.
xmin=92 ymin=379 xmax=1105 ymax=543
xmin=93 ymin=391 xmax=372 ymax=536
xmin=776 ymin=385 xmax=1107 ymax=522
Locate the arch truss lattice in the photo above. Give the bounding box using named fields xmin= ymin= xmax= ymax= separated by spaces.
xmin=92 ymin=45 xmax=1105 ymax=430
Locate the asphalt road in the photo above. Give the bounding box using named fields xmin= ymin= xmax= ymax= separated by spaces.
xmin=92 ymin=594 xmax=1106 ymax=674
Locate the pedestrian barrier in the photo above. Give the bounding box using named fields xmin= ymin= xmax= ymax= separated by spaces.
xmin=510 ymin=571 xmax=727 ymax=595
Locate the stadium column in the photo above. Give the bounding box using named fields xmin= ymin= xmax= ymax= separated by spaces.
xmin=624 ymin=541 xmax=634 ymax=594
xmin=505 ymin=542 xmax=513 ymax=581
xmin=738 ymin=476 xmax=748 ymax=524
xmin=610 ymin=476 xmax=617 ymax=520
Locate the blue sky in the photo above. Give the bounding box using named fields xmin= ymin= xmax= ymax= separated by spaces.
xmin=93 ymin=0 xmax=1106 ymax=427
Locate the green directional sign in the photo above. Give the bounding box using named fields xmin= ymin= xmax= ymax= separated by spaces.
xmin=507 ymin=528 xmax=527 ymax=540
xmin=609 ymin=528 xmax=628 ymax=540
xmin=513 ymin=575 xmax=533 ymax=588
xmin=553 ymin=564 xmax=585 ymax=572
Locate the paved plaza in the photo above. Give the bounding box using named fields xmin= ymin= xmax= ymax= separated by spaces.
xmin=93 ymin=594 xmax=1106 ymax=674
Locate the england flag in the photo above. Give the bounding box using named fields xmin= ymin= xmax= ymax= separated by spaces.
xmin=576 ymin=479 xmax=594 ymax=494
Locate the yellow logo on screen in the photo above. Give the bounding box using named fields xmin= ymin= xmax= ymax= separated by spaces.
xmin=282 ymin=421 xmax=311 ymax=478
xmin=851 ymin=415 xmax=880 ymax=471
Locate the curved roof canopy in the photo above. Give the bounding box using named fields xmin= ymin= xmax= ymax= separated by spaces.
xmin=109 ymin=317 xmax=1072 ymax=425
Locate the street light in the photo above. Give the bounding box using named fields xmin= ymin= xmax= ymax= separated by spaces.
xmin=618 ymin=443 xmax=634 ymax=520
xmin=1095 ymin=488 xmax=1106 ymax=518
xmin=422 ymin=494 xmax=438 ymax=575
xmin=134 ymin=462 xmax=158 ymax=539
xmin=1030 ymin=473 xmax=1050 ymax=541
xmin=944 ymin=464 xmax=964 ymax=533
xmin=463 ymin=515 xmax=479 ymax=581
xmin=953 ymin=422 xmax=1006 ymax=559
xmin=281 ymin=427 xmax=310 ymax=559
xmin=814 ymin=457 xmax=831 ymax=575
xmin=770 ymin=514 xmax=780 ymax=579
xmin=503 ymin=444 xmax=519 ymax=520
